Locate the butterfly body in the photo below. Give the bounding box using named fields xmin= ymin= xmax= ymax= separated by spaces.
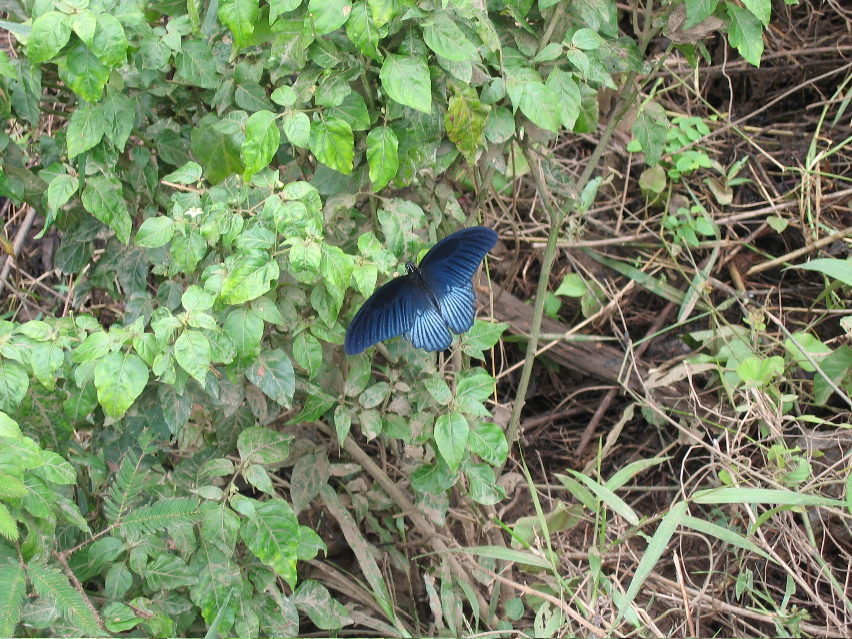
xmin=344 ymin=227 xmax=498 ymax=355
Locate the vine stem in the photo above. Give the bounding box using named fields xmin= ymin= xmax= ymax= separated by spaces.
xmin=504 ymin=70 xmax=640 ymax=450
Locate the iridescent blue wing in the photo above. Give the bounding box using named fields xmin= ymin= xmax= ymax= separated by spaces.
xmin=405 ymin=282 xmax=454 ymax=352
xmin=344 ymin=276 xmax=417 ymax=355
xmin=419 ymin=227 xmax=498 ymax=288
xmin=419 ymin=227 xmax=497 ymax=334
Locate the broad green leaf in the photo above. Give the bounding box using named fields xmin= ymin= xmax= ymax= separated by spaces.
xmin=102 ymin=603 xmax=139 ymax=633
xmin=220 ymin=252 xmax=280 ymax=304
xmin=0 ymin=360 xmax=28 ymax=413
xmin=367 ymin=126 xmax=399 ymax=192
xmin=27 ymin=12 xmax=72 ymax=63
xmin=727 ymin=3 xmax=763 ymax=67
xmin=242 ymin=110 xmax=280 ymax=180
xmin=202 ymin=505 xmax=241 ymax=555
xmin=290 ymin=451 xmax=330 ymax=514
xmin=684 ymin=0 xmax=719 ymax=29
xmin=237 ymin=426 xmax=293 ymax=465
xmin=145 ymin=554 xmax=198 ymax=590
xmin=174 ymin=329 xmax=211 ymax=386
xmin=246 ymin=349 xmax=296 ymax=408
xmin=58 ymin=42 xmax=110 ymax=102
xmin=410 ymin=462 xmax=457 ymax=494
xmin=46 ymin=174 xmax=77 ymax=213
xmin=66 ymin=103 xmax=106 ymax=158
xmin=189 ymin=547 xmax=241 ymax=631
xmin=445 ymin=90 xmax=489 ymax=165
xmin=162 ymin=161 xmax=203 ymax=184
xmin=308 ymin=118 xmax=354 ymax=174
xmin=572 ymin=27 xmax=605 ymax=50
xmin=545 ymin=67 xmax=581 ymax=130
xmin=633 ymin=100 xmax=668 ymax=166
xmin=292 ymin=332 xmax=322 ymax=379
xmin=97 ymin=90 xmax=134 ymax=149
xmin=423 ymin=13 xmax=479 ymax=61
xmin=191 ymin=117 xmax=245 ymax=183
xmin=219 ymin=0 xmax=259 ymax=48
xmin=240 ymin=499 xmax=299 ymax=587
xmin=741 ymin=0 xmax=771 ymax=27
xmin=517 ymin=82 xmax=561 ymax=133
xmin=789 ymin=258 xmax=852 ymax=287
xmin=380 ymin=53 xmax=431 ymax=113
xmin=81 ymin=175 xmax=131 ymax=243
xmin=457 ymin=368 xmax=496 ymax=401
xmin=71 ymin=9 xmax=100 ymax=49
xmin=346 ymin=2 xmax=381 ymax=61
xmin=225 ymin=307 xmax=264 ymax=364
xmin=135 ymin=217 xmax=175 ymax=248
xmin=468 ymin=422 xmax=508 ymax=466
xmin=0 ymin=412 xmax=22 ymax=439
xmin=30 ymin=342 xmax=64 ymax=390
xmin=292 ymin=579 xmax=353 ymax=629
xmin=282 ymin=112 xmax=310 ymax=147
xmin=306 ymin=0 xmax=352 ymax=35
xmin=175 ymin=40 xmax=219 ymax=88
xmin=435 ymin=413 xmax=469 ymax=472
xmin=466 ymin=463 xmax=505 ymax=505
xmin=93 ymin=351 xmax=149 ymax=418
xmin=91 ymin=14 xmax=128 ymax=67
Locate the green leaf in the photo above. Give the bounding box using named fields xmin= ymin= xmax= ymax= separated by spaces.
xmin=91 ymin=14 xmax=128 ymax=67
xmin=237 ymin=426 xmax=293 ymax=465
xmin=306 ymin=0 xmax=352 ymax=35
xmin=292 ymin=579 xmax=352 ymax=629
xmin=66 ymin=103 xmax=107 ymax=158
xmin=218 ymin=0 xmax=259 ymax=48
xmin=242 ymin=110 xmax=280 ymax=180
xmin=135 ymin=217 xmax=175 ymax=248
xmin=246 ymin=349 xmax=296 ymax=408
xmin=366 ymin=126 xmax=399 ymax=191
xmin=517 ymin=82 xmax=561 ymax=133
xmin=224 ymin=306 xmax=264 ymax=364
xmin=727 ymin=3 xmax=764 ymax=67
xmin=741 ymin=0 xmax=771 ymax=27
xmin=434 ymin=413 xmax=469 ymax=472
xmin=572 ymin=27 xmax=605 ymax=50
xmin=380 ymin=53 xmax=432 ymax=114
xmin=174 ymin=329 xmax=211 ymax=386
xmin=292 ymin=332 xmax=322 ymax=379
xmin=102 ymin=602 xmax=139 ymax=632
xmin=290 ymin=451 xmax=330 ymax=514
xmin=81 ymin=174 xmax=131 ymax=243
xmin=445 ymin=89 xmax=490 ymax=165
xmin=633 ymin=100 xmax=668 ymax=166
xmin=93 ymin=351 xmax=149 ymax=418
xmin=282 ymin=112 xmax=310 ymax=147
xmin=30 ymin=342 xmax=64 ymax=390
xmin=145 ymin=554 xmax=199 ymax=590
xmin=457 ymin=368 xmax=496 ymax=401
xmin=423 ymin=13 xmax=479 ymax=61
xmin=162 ymin=161 xmax=203 ymax=184
xmin=220 ymin=252 xmax=280 ymax=304
xmin=175 ymin=40 xmax=219 ymax=88
xmin=346 ymin=2 xmax=381 ymax=61
xmin=191 ymin=117 xmax=245 ymax=183
xmin=545 ymin=67 xmax=581 ymax=130
xmin=468 ymin=422 xmax=508 ymax=466
xmin=27 ymin=12 xmax=72 ymax=63
xmin=240 ymin=499 xmax=300 ymax=587
xmin=46 ymin=174 xmax=77 ymax=214
xmin=0 ymin=360 xmax=28 ymax=414
xmin=308 ymin=118 xmax=354 ymax=174
xmin=58 ymin=42 xmax=110 ymax=102
xmin=466 ymin=463 xmax=505 ymax=505
xmin=789 ymin=258 xmax=852 ymax=287
xmin=0 ymin=562 xmax=26 ymax=636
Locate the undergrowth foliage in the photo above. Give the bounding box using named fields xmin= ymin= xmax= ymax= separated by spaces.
xmin=1 ymin=0 xmax=849 ymax=636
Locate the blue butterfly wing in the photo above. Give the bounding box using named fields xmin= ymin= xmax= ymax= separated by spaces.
xmin=419 ymin=226 xmax=496 ymax=334
xmin=406 ymin=283 xmax=453 ymax=352
xmin=419 ymin=227 xmax=498 ymax=287
xmin=344 ymin=276 xmax=417 ymax=355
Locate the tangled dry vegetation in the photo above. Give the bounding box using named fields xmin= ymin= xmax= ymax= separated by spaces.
xmin=2 ymin=1 xmax=851 ymax=637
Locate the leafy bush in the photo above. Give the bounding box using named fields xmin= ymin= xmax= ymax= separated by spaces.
xmin=0 ymin=0 xmax=791 ymax=635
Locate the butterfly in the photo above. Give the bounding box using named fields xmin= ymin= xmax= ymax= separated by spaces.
xmin=344 ymin=226 xmax=498 ymax=355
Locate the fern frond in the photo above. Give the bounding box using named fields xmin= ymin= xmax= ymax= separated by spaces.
xmin=0 ymin=503 xmax=18 ymax=541
xmin=0 ymin=472 xmax=28 ymax=499
xmin=27 ymin=561 xmax=103 ymax=636
xmin=120 ymin=497 xmax=213 ymax=537
xmin=0 ymin=561 xmax=26 ymax=637
xmin=103 ymin=449 xmax=148 ymax=523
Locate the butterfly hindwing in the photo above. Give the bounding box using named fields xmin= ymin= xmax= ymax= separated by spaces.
xmin=406 ymin=282 xmax=453 ymax=352
xmin=343 ymin=276 xmax=417 ymax=355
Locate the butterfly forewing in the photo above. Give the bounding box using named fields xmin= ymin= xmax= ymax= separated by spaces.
xmin=343 ymin=276 xmax=417 ymax=355
xmin=419 ymin=227 xmax=498 ymax=288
